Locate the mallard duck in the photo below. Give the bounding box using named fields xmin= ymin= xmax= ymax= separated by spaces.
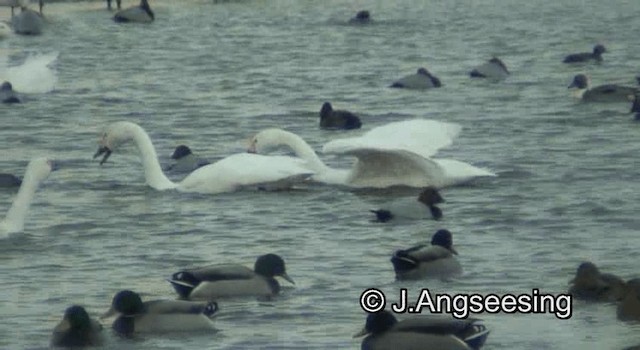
xmin=617 ymin=278 xmax=640 ymax=321
xmin=166 ymin=145 xmax=210 ymax=173
xmin=102 ymin=290 xmax=218 ymax=335
xmin=354 ymin=311 xmax=490 ymax=350
xmin=469 ymin=57 xmax=510 ymax=80
xmin=319 ymin=102 xmax=362 ymax=130
xmin=371 ymin=186 xmax=444 ymax=222
xmin=390 ymin=68 xmax=442 ymax=89
xmin=168 ymin=253 xmax=295 ymax=300
xmin=51 ymin=305 xmax=104 ymax=347
xmin=390 ymin=229 xmax=462 ymax=280
xmin=563 ymin=44 xmax=606 ymax=63
xmin=568 ymin=262 xmax=626 ymax=302
xmin=113 ymin=0 xmax=154 ymax=23
xmin=568 ymin=74 xmax=638 ymax=102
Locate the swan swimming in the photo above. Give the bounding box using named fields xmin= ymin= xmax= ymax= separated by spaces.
xmin=248 ymin=119 xmax=495 ymax=189
xmin=113 ymin=0 xmax=154 ymax=23
xmin=0 ymin=157 xmax=56 ymax=238
xmin=94 ymin=121 xmax=313 ymax=194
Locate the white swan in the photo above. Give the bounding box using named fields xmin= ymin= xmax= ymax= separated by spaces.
xmin=248 ymin=119 xmax=495 ymax=189
xmin=94 ymin=121 xmax=313 ymax=194
xmin=1 ymin=157 xmax=56 ymax=238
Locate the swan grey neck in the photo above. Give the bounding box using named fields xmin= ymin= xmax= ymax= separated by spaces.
xmin=3 ymin=165 xmax=42 ymax=232
xmin=126 ymin=123 xmax=177 ymax=190
xmin=276 ymin=130 xmax=328 ymax=172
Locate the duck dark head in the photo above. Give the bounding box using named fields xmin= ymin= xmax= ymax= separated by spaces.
xmin=255 ymin=254 xmax=295 ymax=284
xmin=417 ymin=68 xmax=430 ymax=76
xmin=593 ymin=44 xmax=606 ymax=55
xmin=171 ymin=145 xmax=193 ymax=160
xmin=575 ymin=261 xmax=600 ymax=279
xmin=418 ymin=187 xmax=444 ymax=206
xmin=64 ymin=305 xmax=92 ymax=331
xmin=320 ymin=102 xmax=333 ymax=118
xmin=355 ymin=10 xmax=370 ymax=20
xmin=354 ymin=311 xmax=398 ymax=337
xmin=568 ymin=74 xmax=588 ymax=89
xmin=110 ymin=290 xmax=144 ymax=315
xmin=431 ymin=229 xmax=456 ymax=254
xmin=1 ymin=81 xmax=13 ymax=91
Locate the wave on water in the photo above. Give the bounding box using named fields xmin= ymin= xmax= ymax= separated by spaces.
xmin=0 ymin=51 xmax=58 ymax=93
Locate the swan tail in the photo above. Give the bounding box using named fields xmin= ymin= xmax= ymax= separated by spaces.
xmin=370 ymin=209 xmax=393 ymax=222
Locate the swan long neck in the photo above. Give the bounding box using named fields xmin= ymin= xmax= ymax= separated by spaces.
xmin=128 ymin=124 xmax=177 ymax=190
xmin=280 ymin=131 xmax=328 ymax=172
xmin=3 ymin=169 xmax=40 ymax=232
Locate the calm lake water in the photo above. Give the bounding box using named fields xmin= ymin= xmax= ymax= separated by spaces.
xmin=1 ymin=0 xmax=640 ymax=349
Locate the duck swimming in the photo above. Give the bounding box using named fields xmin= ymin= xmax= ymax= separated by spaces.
xmin=102 ymin=290 xmax=218 ymax=335
xmin=51 ymin=305 xmax=104 ymax=347
xmin=568 ymin=74 xmax=638 ymax=103
xmin=166 ymin=145 xmax=210 ymax=173
xmin=390 ymin=68 xmax=441 ymax=89
xmin=370 ymin=187 xmax=444 ymax=222
xmin=568 ymin=261 xmax=626 ymax=302
xmin=11 ymin=2 xmax=43 ymax=35
xmin=469 ymin=57 xmax=509 ymax=80
xmin=354 ymin=311 xmax=490 ymax=350
xmin=319 ymin=102 xmax=362 ymax=130
xmin=563 ymin=44 xmax=606 ymax=63
xmin=0 ymin=81 xmax=21 ymax=103
xmin=113 ymin=0 xmax=154 ymax=23
xmin=168 ymin=253 xmax=295 ymax=300
xmin=617 ymin=278 xmax=640 ymax=322
xmin=390 ymin=229 xmax=462 ymax=280
xmin=349 ymin=10 xmax=371 ymax=24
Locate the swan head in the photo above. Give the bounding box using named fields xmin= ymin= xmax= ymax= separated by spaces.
xmin=94 ymin=122 xmax=139 ymax=165
xmin=254 ymin=254 xmax=295 ymax=285
xmin=568 ymin=74 xmax=589 ymax=89
xmin=247 ymin=128 xmax=291 ymax=154
xmin=171 ymin=145 xmax=192 ymax=160
xmin=431 ymin=229 xmax=457 ymax=254
xmin=26 ymin=157 xmax=57 ymax=183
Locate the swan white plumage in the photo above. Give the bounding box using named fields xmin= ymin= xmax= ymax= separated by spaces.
xmin=248 ymin=119 xmax=495 ymax=189
xmin=94 ymin=121 xmax=313 ymax=194
xmin=0 ymin=157 xmax=56 ymax=238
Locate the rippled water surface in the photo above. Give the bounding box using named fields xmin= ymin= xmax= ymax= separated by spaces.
xmin=2 ymin=0 xmax=640 ymax=349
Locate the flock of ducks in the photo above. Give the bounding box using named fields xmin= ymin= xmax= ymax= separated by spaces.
xmin=2 ymin=3 xmax=640 ymax=349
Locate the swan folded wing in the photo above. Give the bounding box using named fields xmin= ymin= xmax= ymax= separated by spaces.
xmin=342 ymin=149 xmax=447 ymax=188
xmin=431 ymin=159 xmax=496 ymax=187
xmin=322 ymin=119 xmax=461 ymax=159
xmin=177 ymin=153 xmax=313 ymax=193
xmin=142 ymin=300 xmax=212 ymax=314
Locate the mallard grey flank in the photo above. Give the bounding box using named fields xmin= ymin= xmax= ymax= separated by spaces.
xmin=568 ymin=74 xmax=638 ymax=102
xmin=568 ymin=262 xmax=626 ymax=302
xmin=563 ymin=44 xmax=606 ymax=63
xmin=102 ymin=290 xmax=218 ymax=335
xmin=113 ymin=0 xmax=154 ymax=23
xmin=168 ymin=253 xmax=295 ymax=300
xmin=51 ymin=305 xmax=104 ymax=347
xmin=469 ymin=57 xmax=509 ymax=79
xmin=371 ymin=186 xmax=444 ymax=222
xmin=390 ymin=229 xmax=462 ymax=280
xmin=319 ymin=102 xmax=362 ymax=130
xmin=354 ymin=311 xmax=490 ymax=350
xmin=390 ymin=68 xmax=441 ymax=89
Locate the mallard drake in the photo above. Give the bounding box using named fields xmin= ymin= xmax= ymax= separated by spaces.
xmin=102 ymin=290 xmax=218 ymax=335
xmin=319 ymin=102 xmax=362 ymax=130
xmin=51 ymin=305 xmax=104 ymax=347
xmin=568 ymin=262 xmax=626 ymax=302
xmin=354 ymin=311 xmax=490 ymax=350
xmin=469 ymin=57 xmax=510 ymax=80
xmin=390 ymin=68 xmax=442 ymax=89
xmin=390 ymin=229 xmax=462 ymax=280
xmin=371 ymin=187 xmax=444 ymax=222
xmin=563 ymin=44 xmax=606 ymax=63
xmin=168 ymin=253 xmax=295 ymax=300
xmin=568 ymin=74 xmax=638 ymax=102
